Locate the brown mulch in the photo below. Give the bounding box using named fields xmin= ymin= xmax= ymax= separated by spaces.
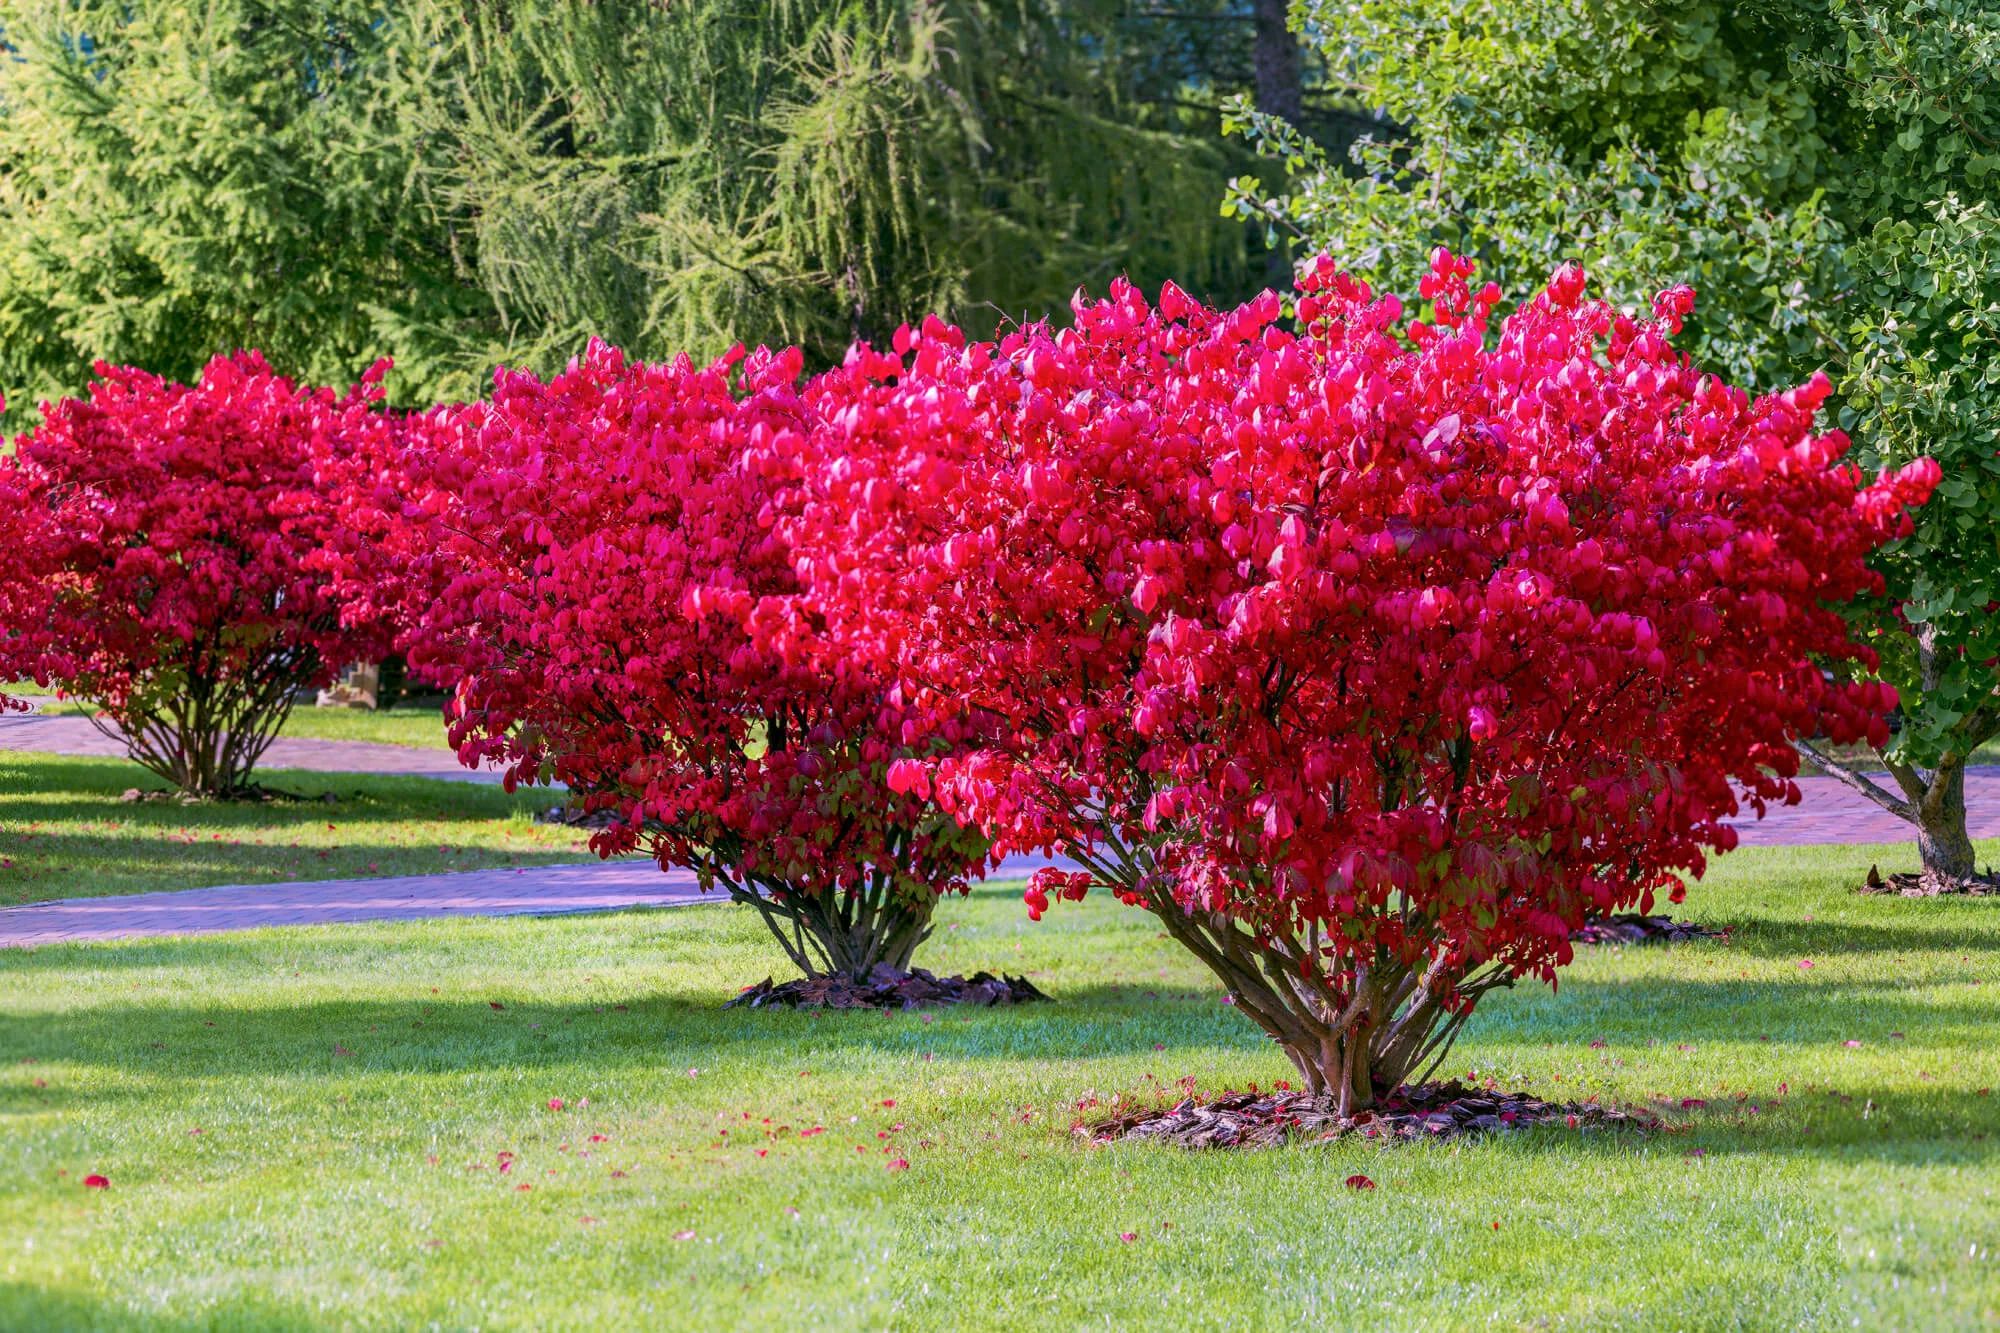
xmin=118 ymin=785 xmax=335 ymax=806
xmin=1571 ymin=914 xmax=1729 ymax=946
xmin=1086 ymin=1080 xmax=1659 ymax=1149
xmin=1858 ymin=863 xmax=2000 ymax=897
xmin=533 ymin=804 xmax=624 ymax=829
xmin=724 ymin=965 xmax=1050 ymax=1011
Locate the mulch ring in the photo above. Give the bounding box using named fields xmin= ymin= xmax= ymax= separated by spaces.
xmin=118 ymin=785 xmax=337 ymax=806
xmin=533 ymin=804 xmax=625 ymax=829
xmin=1858 ymin=864 xmax=2000 ymax=897
xmin=1571 ymin=914 xmax=1728 ymax=946
xmin=1086 ymin=1080 xmax=1660 ymax=1149
xmin=725 ymin=966 xmax=1050 ymax=1011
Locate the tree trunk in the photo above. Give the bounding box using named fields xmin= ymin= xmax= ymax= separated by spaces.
xmin=1916 ymin=755 xmax=1977 ymax=884
xmin=1252 ymin=0 xmax=1304 ymax=288
xmin=729 ymin=876 xmax=936 ymax=981
xmin=1252 ymin=0 xmax=1303 ymax=125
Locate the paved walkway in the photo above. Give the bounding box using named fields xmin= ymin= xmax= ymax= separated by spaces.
xmin=3 ymin=711 xmax=1996 ymax=947
xmin=0 ymin=853 xmax=1083 ymax=948
xmin=1726 ymin=767 xmax=2000 ymax=847
xmin=0 ymin=710 xmax=503 ymax=784
xmin=0 ymin=860 xmax=706 ymax=947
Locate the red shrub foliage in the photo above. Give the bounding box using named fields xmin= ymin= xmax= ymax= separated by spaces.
xmin=0 ymin=353 xmax=401 ymax=794
xmin=403 ymin=342 xmax=989 ymax=980
xmin=772 ymin=251 xmax=1936 ymax=1107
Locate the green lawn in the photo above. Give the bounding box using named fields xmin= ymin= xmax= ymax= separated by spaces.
xmin=0 ymin=752 xmax=591 ymax=907
xmin=12 ymin=696 xmax=454 ymax=749
xmin=3 ymin=842 xmax=1997 ymax=1328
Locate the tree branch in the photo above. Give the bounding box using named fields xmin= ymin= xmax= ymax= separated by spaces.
xmin=1790 ymin=737 xmax=1917 ymax=821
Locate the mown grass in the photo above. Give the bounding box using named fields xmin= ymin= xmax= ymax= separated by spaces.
xmin=0 ymin=752 xmax=591 ymax=907
xmin=3 ymin=840 xmax=1997 ymax=1329
xmin=12 ymin=697 xmax=453 ymax=750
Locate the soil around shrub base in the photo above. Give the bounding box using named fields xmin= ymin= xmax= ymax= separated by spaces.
xmin=118 ymin=785 xmax=336 ymax=806
xmin=725 ymin=965 xmax=1050 ymax=1011
xmin=1859 ymin=864 xmax=2000 ymax=897
xmin=1087 ymin=1080 xmax=1660 ymax=1149
xmin=1571 ymin=913 xmax=1729 ymax=945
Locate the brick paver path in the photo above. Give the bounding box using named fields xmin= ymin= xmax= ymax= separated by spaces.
xmin=4 ymin=702 xmax=1995 ymax=947
xmin=0 ymin=860 xmax=704 ymax=947
xmin=0 ymin=853 xmax=1085 ymax=948
xmin=1725 ymin=767 xmax=2000 ymax=847
xmin=0 ymin=710 xmax=502 ymax=784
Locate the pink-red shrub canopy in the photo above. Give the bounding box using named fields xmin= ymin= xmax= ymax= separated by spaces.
xmin=0 ymin=352 xmax=400 ymax=712
xmin=771 ymin=250 xmax=1936 ymax=995
xmin=405 ymin=340 xmax=988 ymax=907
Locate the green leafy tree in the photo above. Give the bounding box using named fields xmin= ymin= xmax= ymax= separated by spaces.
xmin=1227 ymin=0 xmax=2000 ymax=890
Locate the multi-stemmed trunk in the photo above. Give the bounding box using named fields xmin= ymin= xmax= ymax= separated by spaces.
xmin=1065 ymin=836 xmax=1507 ymax=1116
xmin=88 ymin=647 xmax=316 ymax=799
xmin=725 ymin=866 xmax=935 ymax=982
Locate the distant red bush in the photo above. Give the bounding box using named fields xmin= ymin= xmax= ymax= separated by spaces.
xmin=403 ymin=342 xmax=989 ymax=980
xmin=0 ymin=353 xmax=400 ymax=795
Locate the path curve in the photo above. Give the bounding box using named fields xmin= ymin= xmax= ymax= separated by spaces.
xmin=0 ymin=712 xmax=504 ymax=784
xmin=6 ymin=717 xmax=2000 ymax=948
xmin=0 ymin=853 xmax=1083 ymax=948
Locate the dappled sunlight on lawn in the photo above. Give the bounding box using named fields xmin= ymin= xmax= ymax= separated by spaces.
xmin=0 ymin=752 xmax=592 ymax=906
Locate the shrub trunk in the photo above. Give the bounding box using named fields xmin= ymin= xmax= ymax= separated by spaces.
xmin=728 ymin=869 xmax=935 ymax=981
xmin=91 ymin=657 xmax=307 ymax=798
xmin=1142 ymin=888 xmax=1507 ymax=1114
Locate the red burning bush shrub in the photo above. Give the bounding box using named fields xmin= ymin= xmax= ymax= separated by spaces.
xmin=404 ymin=342 xmax=989 ymax=981
xmin=773 ymin=251 xmax=1935 ymax=1109
xmin=0 ymin=353 xmax=401 ymax=795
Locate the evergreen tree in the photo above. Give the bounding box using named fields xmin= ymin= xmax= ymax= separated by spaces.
xmin=0 ymin=1 xmax=1286 ymax=419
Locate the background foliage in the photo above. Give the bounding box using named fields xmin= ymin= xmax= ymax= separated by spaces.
xmin=0 ymin=0 xmax=1312 ymax=421
xmin=1228 ymin=0 xmax=2000 ymax=838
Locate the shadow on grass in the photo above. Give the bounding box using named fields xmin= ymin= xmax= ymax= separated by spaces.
xmin=0 ymin=754 xmax=546 ymax=827
xmin=12 ymin=988 xmax=1994 ymax=1168
xmin=0 ymin=1281 xmax=329 ymax=1332
xmin=1723 ymin=912 xmax=2000 ymax=958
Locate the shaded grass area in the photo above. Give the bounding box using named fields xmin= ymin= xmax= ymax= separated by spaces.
xmin=0 ymin=752 xmax=592 ymax=907
xmin=14 ymin=698 xmax=453 ymax=750
xmin=3 ymin=845 xmax=1998 ymax=1328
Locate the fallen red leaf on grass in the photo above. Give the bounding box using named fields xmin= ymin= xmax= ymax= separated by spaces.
xmin=886 ymin=1158 xmax=909 ymax=1171
xmin=1345 ymin=1174 xmax=1375 ymax=1191
xmin=83 ymin=1174 xmax=109 ymax=1189
xmin=1119 ymin=1231 xmax=1137 ymax=1243
xmin=547 ymin=1098 xmax=565 ymax=1112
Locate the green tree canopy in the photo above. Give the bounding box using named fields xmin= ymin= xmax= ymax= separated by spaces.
xmin=1230 ymin=0 xmax=2000 ymax=887
xmin=0 ymin=0 xmax=1285 ymax=420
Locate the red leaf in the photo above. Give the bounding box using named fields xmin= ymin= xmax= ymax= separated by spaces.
xmin=1345 ymin=1174 xmax=1375 ymax=1191
xmin=83 ymin=1174 xmax=109 ymax=1190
